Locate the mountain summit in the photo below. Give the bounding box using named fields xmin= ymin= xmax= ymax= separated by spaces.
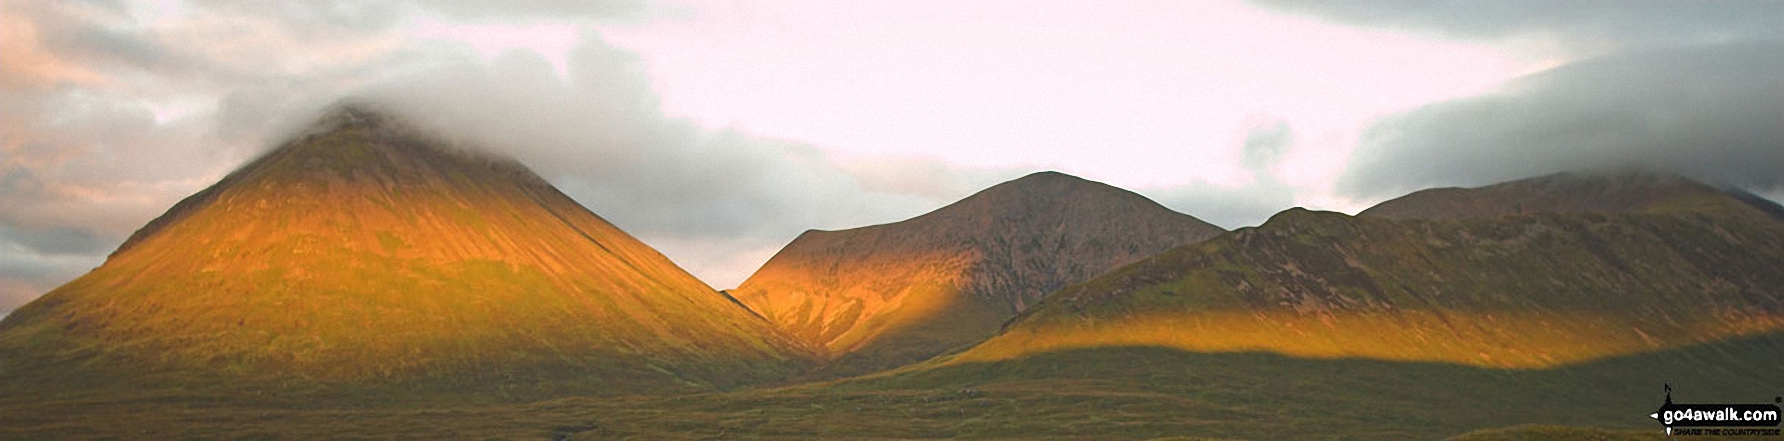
xmin=731 ymin=171 xmax=1223 ymax=375
xmin=0 ymin=106 xmax=812 ymax=395
xmin=1360 ymin=171 xmax=1784 ymax=220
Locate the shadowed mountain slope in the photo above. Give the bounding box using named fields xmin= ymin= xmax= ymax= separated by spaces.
xmin=953 ymin=174 xmax=1784 ymax=370
xmin=731 ymin=171 xmax=1223 ymax=376
xmin=1360 ymin=171 xmax=1784 ymax=221
xmin=0 ymin=107 xmax=814 ymax=397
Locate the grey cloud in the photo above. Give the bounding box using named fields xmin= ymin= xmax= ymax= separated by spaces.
xmin=46 ymin=24 xmax=217 ymax=78
xmin=0 ymin=87 xmax=246 ymax=232
xmin=1250 ymin=0 xmax=1784 ymax=53
xmin=0 ymin=0 xmax=1017 ymax=294
xmin=13 ymin=2 xmax=238 ymax=88
xmin=0 ymin=225 xmax=115 ymax=257
xmin=417 ymin=0 xmax=650 ymax=22
xmin=0 ymin=2 xmax=320 ymax=309
xmin=0 ymin=92 xmax=226 ymax=313
xmin=185 ymin=1 xmax=407 ymax=33
xmin=0 ymin=238 xmax=101 ymax=280
xmin=1138 ymin=120 xmax=1301 ymax=230
xmin=1762 ymin=189 xmax=1784 ymax=206
xmin=190 ymin=0 xmax=648 ymax=32
xmin=1144 ymin=181 xmax=1297 ymax=230
xmin=346 ymin=33 xmax=988 ymax=284
xmin=1338 ymin=41 xmax=1784 ymax=198
xmin=79 ymin=0 xmax=130 ymax=15
xmin=7 ymin=1 xmax=380 ymax=102
xmin=1241 ymin=120 xmax=1292 ymax=175
xmin=1 ymin=278 xmax=47 ymax=315
xmin=0 ymin=226 xmax=105 ymax=311
xmin=276 ymin=1 xmax=406 ymax=31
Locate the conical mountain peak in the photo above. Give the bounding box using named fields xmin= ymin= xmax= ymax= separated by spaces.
xmin=109 ymin=105 xmax=533 ymax=260
xmin=2 ymin=109 xmax=813 ymax=395
xmin=982 ymin=170 xmax=1095 ymax=195
xmin=261 ymin=104 xmax=532 ymax=186
xmin=975 ymin=171 xmax=1087 ymax=201
xmin=917 ymin=171 xmax=1163 ymax=223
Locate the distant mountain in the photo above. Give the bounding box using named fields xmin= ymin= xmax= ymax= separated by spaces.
xmin=0 ymin=106 xmax=814 ymax=397
xmin=1360 ymin=171 xmax=1784 ymax=221
xmin=731 ymin=171 xmax=1224 ymax=376
xmin=953 ymin=174 xmax=1784 ymax=369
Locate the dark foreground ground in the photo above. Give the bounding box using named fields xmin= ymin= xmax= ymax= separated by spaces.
xmin=4 ymin=335 xmax=1782 ymax=440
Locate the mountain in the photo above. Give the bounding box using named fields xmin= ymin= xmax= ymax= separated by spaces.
xmin=730 ymin=171 xmax=1223 ymax=375
xmin=818 ymin=173 xmax=1784 ymax=439
xmin=1360 ymin=171 xmax=1784 ymax=221
xmin=949 ymin=173 xmax=1784 ymax=369
xmin=0 ymin=107 xmax=813 ymax=397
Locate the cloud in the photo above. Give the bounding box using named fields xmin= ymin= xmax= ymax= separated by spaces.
xmin=0 ymin=225 xmax=103 ymax=313
xmin=45 ymin=19 xmax=217 ymax=80
xmin=1338 ymin=41 xmax=1784 ymax=198
xmin=0 ymin=230 xmax=101 ymax=279
xmin=0 ymin=225 xmax=114 ymax=257
xmin=1144 ymin=182 xmax=1296 ymax=230
xmin=0 ymin=75 xmax=258 ymax=312
xmin=1241 ymin=119 xmax=1293 ymax=176
xmin=0 ymin=0 xmax=653 ymax=309
xmin=0 ymin=86 xmax=248 ymax=234
xmin=189 ymin=0 xmax=651 ymax=32
xmin=1118 ymin=120 xmax=1303 ymax=230
xmin=412 ymin=0 xmax=651 ymax=22
xmin=347 ymin=35 xmax=1003 ymax=286
xmin=0 ymin=0 xmax=1000 ymax=307
xmin=29 ymin=0 xmax=1765 ymax=308
xmin=642 ymin=236 xmax=790 ymax=292
xmin=1249 ymin=0 xmax=1784 ymax=55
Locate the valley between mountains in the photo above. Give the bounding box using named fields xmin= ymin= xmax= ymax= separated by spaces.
xmin=2 ymin=107 xmax=1780 ymax=440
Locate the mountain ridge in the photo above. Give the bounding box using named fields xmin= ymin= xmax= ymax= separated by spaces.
xmin=731 ymin=171 xmax=1224 ymax=376
xmin=949 ymin=173 xmax=1784 ymax=369
xmin=1360 ymin=170 xmax=1784 ymax=221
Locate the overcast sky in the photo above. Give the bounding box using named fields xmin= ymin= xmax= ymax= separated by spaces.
xmin=2 ymin=0 xmax=1780 ymax=312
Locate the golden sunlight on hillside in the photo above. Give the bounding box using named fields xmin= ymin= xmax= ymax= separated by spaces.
xmin=955 ymin=310 xmax=1784 ymax=369
xmin=0 ymin=109 xmax=813 ymax=388
xmin=732 ymin=248 xmax=979 ymax=355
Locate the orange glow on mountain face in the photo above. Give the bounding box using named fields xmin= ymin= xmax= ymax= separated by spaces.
xmin=0 ymin=109 xmax=814 ymax=387
xmin=732 ymin=247 xmax=981 ymax=355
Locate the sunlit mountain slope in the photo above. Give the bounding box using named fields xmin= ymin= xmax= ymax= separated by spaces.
xmin=732 ymin=171 xmax=1224 ymax=375
xmin=0 ymin=106 xmax=815 ymax=396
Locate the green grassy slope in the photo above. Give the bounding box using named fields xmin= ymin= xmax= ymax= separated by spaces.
xmin=0 ymin=107 xmax=814 ymax=400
